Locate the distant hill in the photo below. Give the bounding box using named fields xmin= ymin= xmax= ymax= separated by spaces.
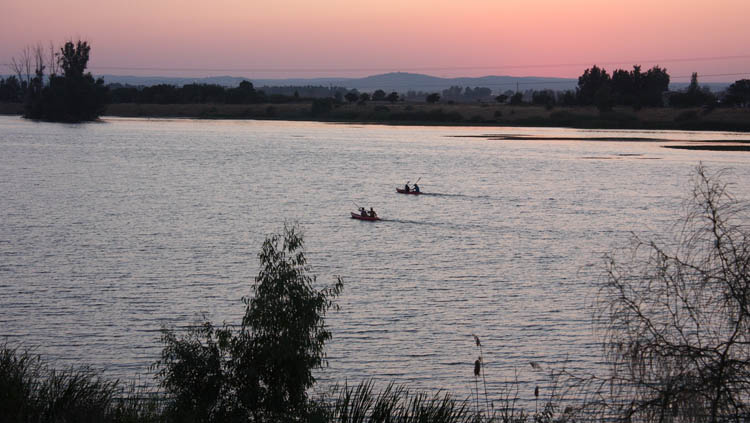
xmin=99 ymin=74 xmax=349 ymax=88
xmin=99 ymin=72 xmax=580 ymax=93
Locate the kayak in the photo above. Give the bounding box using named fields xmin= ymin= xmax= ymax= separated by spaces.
xmin=396 ymin=188 xmax=421 ymax=195
xmin=351 ymin=212 xmax=380 ymax=221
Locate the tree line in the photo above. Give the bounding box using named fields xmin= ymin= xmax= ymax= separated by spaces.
xmin=497 ymin=66 xmax=750 ymax=110
xmin=3 ymin=41 xmax=750 ymax=119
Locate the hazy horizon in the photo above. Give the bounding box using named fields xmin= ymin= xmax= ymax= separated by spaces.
xmin=2 ymin=0 xmax=749 ymax=83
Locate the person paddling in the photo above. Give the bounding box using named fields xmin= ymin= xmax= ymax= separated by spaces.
xmin=404 ymin=183 xmax=410 ymax=193
xmin=413 ymin=183 xmax=420 ymax=193
xmin=368 ymin=207 xmax=377 ymax=218
xmin=359 ymin=207 xmax=367 ymax=217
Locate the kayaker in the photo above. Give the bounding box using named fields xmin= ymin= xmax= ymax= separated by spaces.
xmin=369 ymin=207 xmax=377 ymax=218
xmin=359 ymin=207 xmax=367 ymax=217
xmin=413 ymin=183 xmax=420 ymax=193
xmin=404 ymin=183 xmax=410 ymax=193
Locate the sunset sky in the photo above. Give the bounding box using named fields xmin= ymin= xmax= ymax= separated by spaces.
xmin=2 ymin=0 xmax=749 ymax=82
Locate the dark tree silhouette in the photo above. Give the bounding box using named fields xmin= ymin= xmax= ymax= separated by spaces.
xmin=578 ymin=65 xmax=669 ymax=109
xmin=156 ymin=224 xmax=343 ymax=421
xmin=495 ymin=94 xmax=509 ymax=103
xmin=532 ymin=90 xmax=556 ymax=108
xmin=670 ymin=73 xmax=716 ymax=107
xmin=577 ymin=65 xmax=611 ymax=106
xmin=642 ymin=66 xmax=670 ymax=107
xmin=724 ymin=79 xmax=750 ymax=107
xmin=59 ymin=41 xmax=89 ymax=79
xmin=598 ymin=165 xmax=750 ymax=422
xmin=22 ymin=40 xmax=108 ymax=122
xmin=344 ymin=91 xmax=359 ymax=103
xmin=225 ymin=80 xmax=262 ymax=104
xmin=426 ymin=93 xmax=440 ymax=103
xmin=0 ymin=76 xmax=23 ymax=102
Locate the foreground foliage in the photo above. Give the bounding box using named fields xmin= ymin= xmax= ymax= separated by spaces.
xmin=0 ymin=344 xmax=161 ymax=422
xmin=155 ymin=223 xmax=343 ymax=421
xmin=597 ymin=165 xmax=750 ymax=422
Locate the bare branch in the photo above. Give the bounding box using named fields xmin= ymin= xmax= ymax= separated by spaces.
xmin=596 ymin=164 xmax=750 ymax=422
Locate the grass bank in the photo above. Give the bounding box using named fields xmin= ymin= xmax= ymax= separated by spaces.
xmin=3 ymin=101 xmax=749 ymax=132
xmin=101 ymin=102 xmax=750 ymax=131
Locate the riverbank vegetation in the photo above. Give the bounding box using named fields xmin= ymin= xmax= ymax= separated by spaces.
xmin=100 ymin=101 xmax=750 ymax=131
xmin=2 ymin=41 xmax=749 ymax=130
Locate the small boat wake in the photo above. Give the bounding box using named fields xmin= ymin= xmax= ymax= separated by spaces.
xmin=377 ymin=218 xmax=438 ymax=226
xmin=419 ymin=192 xmax=493 ymax=200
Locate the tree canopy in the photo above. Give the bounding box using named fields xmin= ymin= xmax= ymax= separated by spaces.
xmin=578 ymin=65 xmax=670 ymax=109
xmin=723 ymin=79 xmax=750 ymax=107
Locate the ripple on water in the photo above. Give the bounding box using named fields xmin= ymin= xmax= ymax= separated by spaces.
xmin=2 ymin=117 xmax=750 ymax=405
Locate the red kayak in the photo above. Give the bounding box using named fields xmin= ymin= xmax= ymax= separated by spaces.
xmin=351 ymin=212 xmax=380 ymax=221
xmin=396 ymin=188 xmax=421 ymax=195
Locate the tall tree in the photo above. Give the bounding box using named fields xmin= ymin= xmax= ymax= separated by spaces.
xmin=642 ymin=66 xmax=670 ymax=107
xmin=577 ymin=65 xmax=611 ymax=106
xmin=670 ymin=72 xmax=715 ymax=107
xmin=59 ymin=41 xmax=89 ymax=79
xmin=724 ymin=79 xmax=750 ymax=107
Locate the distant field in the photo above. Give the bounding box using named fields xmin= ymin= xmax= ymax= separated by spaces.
xmin=3 ymin=101 xmax=750 ymax=131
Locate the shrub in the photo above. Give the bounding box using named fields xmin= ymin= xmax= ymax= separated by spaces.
xmin=311 ymin=98 xmax=335 ymax=116
xmin=0 ymin=343 xmax=160 ymax=423
xmin=155 ymin=224 xmax=343 ymax=422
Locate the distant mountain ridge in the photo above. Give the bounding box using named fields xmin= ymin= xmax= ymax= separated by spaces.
xmin=100 ymin=72 xmax=580 ymax=93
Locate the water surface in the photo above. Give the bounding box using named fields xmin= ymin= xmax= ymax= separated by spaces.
xmin=1 ymin=116 xmax=749 ymax=403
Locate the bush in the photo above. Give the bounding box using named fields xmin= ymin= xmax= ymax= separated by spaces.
xmin=155 ymin=224 xmax=343 ymax=422
xmin=0 ymin=343 xmax=160 ymax=423
xmin=311 ymin=98 xmax=335 ymax=116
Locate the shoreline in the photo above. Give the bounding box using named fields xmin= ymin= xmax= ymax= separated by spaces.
xmin=3 ymin=101 xmax=750 ymax=133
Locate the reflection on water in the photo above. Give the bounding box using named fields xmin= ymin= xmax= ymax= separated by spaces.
xmin=1 ymin=116 xmax=749 ymax=403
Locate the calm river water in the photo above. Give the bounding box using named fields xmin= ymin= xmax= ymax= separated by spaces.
xmin=1 ymin=115 xmax=749 ymax=403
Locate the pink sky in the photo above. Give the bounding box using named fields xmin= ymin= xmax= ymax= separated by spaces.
xmin=2 ymin=0 xmax=749 ymax=82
